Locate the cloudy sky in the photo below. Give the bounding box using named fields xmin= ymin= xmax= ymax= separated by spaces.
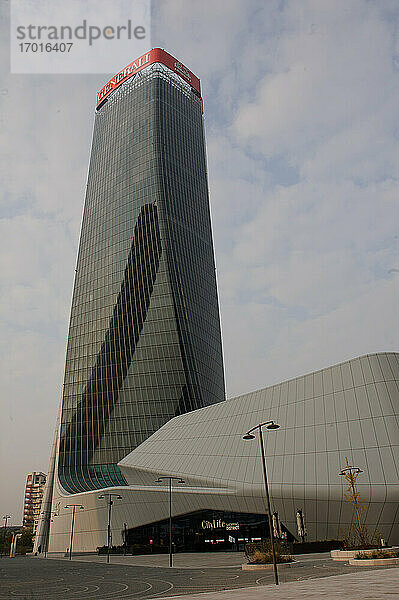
xmin=1 ymin=0 xmax=399 ymax=522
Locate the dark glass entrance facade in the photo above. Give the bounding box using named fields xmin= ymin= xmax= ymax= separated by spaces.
xmin=57 ymin=56 xmax=225 ymax=494
xmin=126 ymin=510 xmax=294 ymax=552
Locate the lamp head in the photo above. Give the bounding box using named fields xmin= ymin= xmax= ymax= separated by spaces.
xmin=266 ymin=422 xmax=280 ymax=430
xmin=339 ymin=466 xmax=363 ymax=476
xmin=178 ymin=479 xmax=185 ymax=484
xmin=243 ymin=433 xmax=255 ymax=440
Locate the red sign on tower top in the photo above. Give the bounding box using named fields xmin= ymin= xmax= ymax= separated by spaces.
xmin=96 ymin=48 xmax=201 ymax=108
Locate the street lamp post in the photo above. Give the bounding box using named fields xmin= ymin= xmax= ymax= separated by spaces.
xmin=39 ymin=507 xmax=58 ymax=558
xmin=64 ymin=505 xmax=84 ymax=561
xmin=44 ymin=515 xmax=54 ymax=558
xmin=243 ymin=420 xmax=280 ymax=586
xmin=98 ymin=494 xmax=122 ymax=564
xmin=2 ymin=515 xmax=11 ymax=558
xmin=155 ymin=476 xmax=185 ymax=568
xmin=339 ymin=458 xmax=366 ymax=546
xmin=39 ymin=509 xmax=55 ymax=558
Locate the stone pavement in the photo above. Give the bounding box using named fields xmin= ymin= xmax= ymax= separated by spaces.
xmin=43 ymin=551 xmax=399 ymax=598
xmin=157 ymin=566 xmax=399 ymax=599
xmin=51 ymin=550 xmax=246 ymax=568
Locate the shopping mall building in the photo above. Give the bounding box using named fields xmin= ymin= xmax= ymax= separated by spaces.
xmin=35 ymin=49 xmax=399 ymax=554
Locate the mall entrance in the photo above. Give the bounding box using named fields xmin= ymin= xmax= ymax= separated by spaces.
xmin=125 ymin=509 xmax=295 ymax=553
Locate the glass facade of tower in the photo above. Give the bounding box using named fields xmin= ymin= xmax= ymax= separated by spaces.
xmin=57 ymin=61 xmax=225 ymax=494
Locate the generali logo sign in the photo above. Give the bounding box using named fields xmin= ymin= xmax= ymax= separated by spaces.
xmin=97 ymin=51 xmax=150 ymax=104
xmin=174 ymin=61 xmax=191 ymax=82
xmin=97 ymin=47 xmax=201 ymax=108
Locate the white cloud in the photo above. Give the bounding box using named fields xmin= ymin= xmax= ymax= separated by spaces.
xmin=233 ymin=0 xmax=399 ymax=178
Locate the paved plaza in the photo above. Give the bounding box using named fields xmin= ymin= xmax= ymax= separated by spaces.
xmin=0 ymin=552 xmax=398 ymax=599
xmin=160 ymin=567 xmax=399 ymax=599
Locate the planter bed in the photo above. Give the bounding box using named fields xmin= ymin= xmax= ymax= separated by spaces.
xmin=348 ymin=557 xmax=399 ymax=566
xmin=331 ymin=547 xmax=399 ymax=561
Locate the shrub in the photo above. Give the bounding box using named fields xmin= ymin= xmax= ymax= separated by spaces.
xmin=251 ymin=550 xmax=267 ymax=564
xmin=245 ymin=540 xmax=293 ymax=564
xmin=355 ymin=550 xmax=399 ymax=560
xmin=340 ymin=526 xmax=382 ymax=550
xmin=250 ymin=550 xmax=293 ymax=564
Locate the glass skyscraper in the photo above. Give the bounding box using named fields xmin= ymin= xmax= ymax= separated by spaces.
xmin=57 ymin=50 xmax=225 ymax=494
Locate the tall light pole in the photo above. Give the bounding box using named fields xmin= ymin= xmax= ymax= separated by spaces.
xmin=243 ymin=420 xmax=280 ymax=586
xmin=155 ymin=476 xmax=185 ymax=567
xmin=98 ymin=494 xmax=122 ymax=564
xmin=64 ymin=505 xmax=84 ymax=560
xmin=2 ymin=515 xmax=11 ymax=558
xmin=339 ymin=458 xmax=366 ymax=546
xmin=39 ymin=509 xmax=57 ymax=557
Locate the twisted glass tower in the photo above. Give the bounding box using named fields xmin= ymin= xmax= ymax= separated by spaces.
xmin=57 ymin=49 xmax=225 ymax=494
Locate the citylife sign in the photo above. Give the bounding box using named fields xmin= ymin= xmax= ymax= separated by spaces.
xmin=96 ymin=48 xmax=201 ymax=108
xmin=201 ymin=519 xmax=240 ymax=531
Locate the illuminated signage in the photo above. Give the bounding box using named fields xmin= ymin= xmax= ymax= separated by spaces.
xmin=201 ymin=519 xmax=240 ymax=531
xmin=96 ymin=48 xmax=201 ymax=108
